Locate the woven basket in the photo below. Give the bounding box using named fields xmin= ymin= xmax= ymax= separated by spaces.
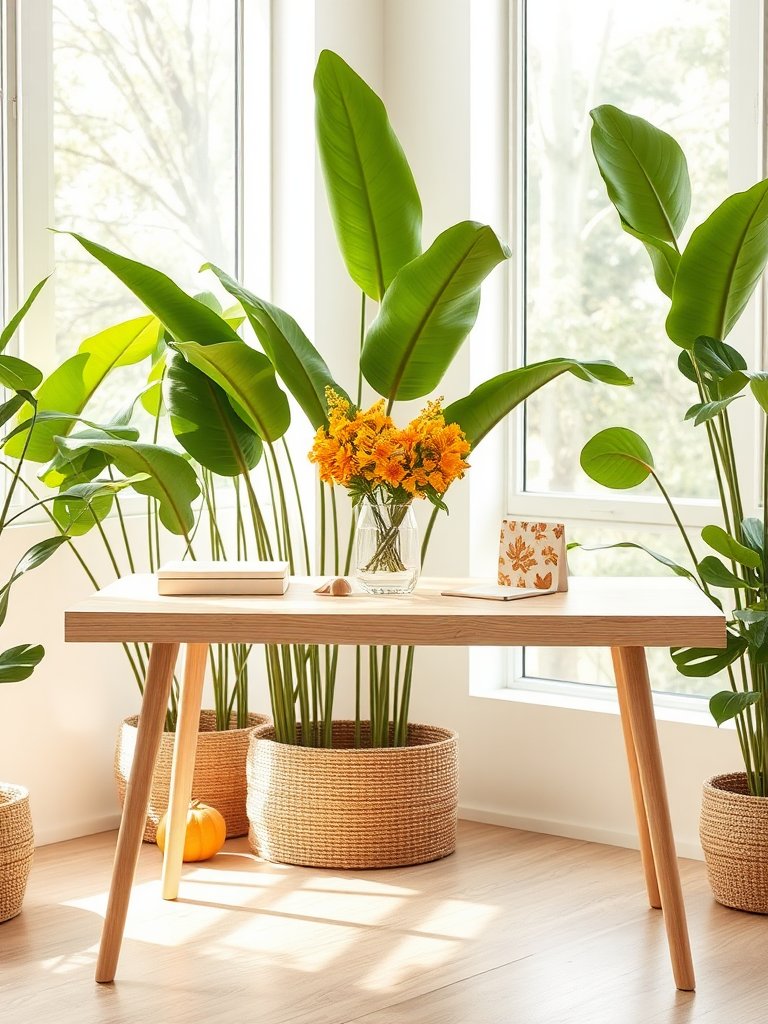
xmin=246 ymin=720 xmax=458 ymax=869
xmin=700 ymin=772 xmax=768 ymax=913
xmin=115 ymin=710 xmax=269 ymax=843
xmin=0 ymin=784 xmax=34 ymax=923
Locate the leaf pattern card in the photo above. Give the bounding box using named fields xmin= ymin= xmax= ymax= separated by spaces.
xmin=497 ymin=520 xmax=568 ymax=592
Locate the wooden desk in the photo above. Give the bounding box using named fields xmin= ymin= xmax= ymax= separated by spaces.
xmin=65 ymin=575 xmax=725 ymax=991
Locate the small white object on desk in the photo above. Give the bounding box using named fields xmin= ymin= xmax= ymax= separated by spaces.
xmin=157 ymin=560 xmax=290 ymax=596
xmin=441 ymin=583 xmax=556 ymax=601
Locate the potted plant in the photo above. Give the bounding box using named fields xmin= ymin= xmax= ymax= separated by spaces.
xmin=4 ymin=299 xmax=272 ymax=842
xmin=580 ymin=103 xmax=768 ymax=912
xmin=0 ymin=279 xmax=114 ymax=919
xmin=56 ymin=51 xmax=631 ymax=868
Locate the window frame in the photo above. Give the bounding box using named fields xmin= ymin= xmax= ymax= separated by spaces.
xmin=505 ymin=0 xmax=766 ymax=704
xmin=0 ymin=0 xmax=271 ymax=516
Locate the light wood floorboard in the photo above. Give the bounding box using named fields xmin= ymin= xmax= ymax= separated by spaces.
xmin=1 ymin=821 xmax=765 ymax=1024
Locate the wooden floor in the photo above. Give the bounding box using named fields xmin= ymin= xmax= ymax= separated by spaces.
xmin=2 ymin=820 xmax=766 ymax=1024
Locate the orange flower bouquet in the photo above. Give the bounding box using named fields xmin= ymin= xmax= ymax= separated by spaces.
xmin=310 ymin=389 xmax=470 ymax=593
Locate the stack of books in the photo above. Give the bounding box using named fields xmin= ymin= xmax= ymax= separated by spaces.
xmin=156 ymin=561 xmax=290 ymax=596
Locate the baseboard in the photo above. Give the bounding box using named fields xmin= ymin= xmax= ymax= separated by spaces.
xmin=457 ymin=804 xmax=704 ymax=861
xmin=34 ymin=813 xmax=121 ymax=849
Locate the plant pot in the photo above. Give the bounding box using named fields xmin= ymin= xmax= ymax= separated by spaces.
xmin=115 ymin=710 xmax=270 ymax=843
xmin=0 ymin=783 xmax=34 ymax=923
xmin=700 ymin=772 xmax=768 ymax=913
xmin=246 ymin=720 xmax=458 ymax=869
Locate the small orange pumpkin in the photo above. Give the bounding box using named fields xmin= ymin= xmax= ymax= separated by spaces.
xmin=156 ymin=800 xmax=226 ymax=862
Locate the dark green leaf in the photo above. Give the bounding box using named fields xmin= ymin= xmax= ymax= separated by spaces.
xmin=701 ymin=525 xmax=762 ymax=569
xmin=164 ymin=352 xmax=263 ymax=475
xmin=590 ymin=105 xmax=690 ymax=246
xmin=698 ymin=555 xmax=755 ymax=590
xmin=0 ymin=644 xmax=45 ymax=683
xmin=710 ymin=690 xmax=761 ymax=726
xmin=684 ymin=398 xmax=741 ymax=425
xmin=667 ymin=179 xmax=768 ymax=348
xmin=579 ymin=427 xmax=654 ymax=489
xmin=672 ymin=633 xmax=747 ymax=677
xmin=0 ymin=536 xmax=69 ymax=628
xmin=314 ymin=49 xmax=422 ymax=300
xmin=444 ymin=358 xmax=632 ymax=448
xmin=173 ymin=341 xmax=291 ymax=443
xmin=361 ymin=221 xmax=511 ymax=401
xmin=0 ymin=394 xmax=25 ymax=429
xmin=203 ymin=264 xmax=350 ymax=428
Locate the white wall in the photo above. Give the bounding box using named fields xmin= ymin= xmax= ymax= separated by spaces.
xmin=0 ymin=0 xmax=741 ymax=857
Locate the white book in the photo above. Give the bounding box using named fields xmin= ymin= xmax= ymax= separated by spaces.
xmin=157 ymin=561 xmax=290 ymax=596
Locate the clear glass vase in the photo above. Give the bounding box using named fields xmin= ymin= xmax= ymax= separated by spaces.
xmin=354 ymin=498 xmax=420 ymax=595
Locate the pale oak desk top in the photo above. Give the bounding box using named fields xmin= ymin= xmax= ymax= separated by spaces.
xmin=64 ymin=574 xmax=725 ymax=648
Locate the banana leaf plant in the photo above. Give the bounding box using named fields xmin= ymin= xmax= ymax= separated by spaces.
xmin=0 ymin=279 xmax=140 ymax=686
xmin=30 ymin=51 xmax=631 ymax=746
xmin=581 ymin=103 xmax=768 ymax=794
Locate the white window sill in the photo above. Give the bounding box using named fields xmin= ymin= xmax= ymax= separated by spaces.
xmin=473 ymin=679 xmax=722 ymax=729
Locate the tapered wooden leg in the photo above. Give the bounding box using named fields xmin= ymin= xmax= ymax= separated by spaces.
xmin=611 ymin=648 xmax=661 ymax=910
xmin=161 ymin=643 xmax=208 ymax=901
xmin=613 ymin=646 xmax=695 ymax=992
xmin=96 ymin=642 xmax=179 ymax=984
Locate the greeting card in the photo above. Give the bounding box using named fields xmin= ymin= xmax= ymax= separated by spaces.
xmin=497 ymin=520 xmax=568 ymax=593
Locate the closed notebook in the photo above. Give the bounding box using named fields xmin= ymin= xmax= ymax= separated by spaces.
xmin=157 ymin=561 xmax=290 ymax=596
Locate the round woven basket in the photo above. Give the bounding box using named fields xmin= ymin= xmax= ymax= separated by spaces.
xmin=0 ymin=783 xmax=34 ymax=924
xmin=246 ymin=720 xmax=458 ymax=869
xmin=700 ymin=772 xmax=768 ymax=913
xmin=115 ymin=710 xmax=269 ymax=843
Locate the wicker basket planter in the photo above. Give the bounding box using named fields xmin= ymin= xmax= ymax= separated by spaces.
xmin=115 ymin=710 xmax=269 ymax=843
xmin=246 ymin=720 xmax=458 ymax=869
xmin=700 ymin=772 xmax=768 ymax=913
xmin=0 ymin=784 xmax=34 ymax=923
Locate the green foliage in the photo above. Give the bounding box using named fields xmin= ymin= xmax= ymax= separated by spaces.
xmin=0 ymin=645 xmax=45 ymax=684
xmin=314 ymin=49 xmax=422 ymax=300
xmin=586 ymin=103 xmax=768 ymax=792
xmin=361 ymin=222 xmax=511 ymax=402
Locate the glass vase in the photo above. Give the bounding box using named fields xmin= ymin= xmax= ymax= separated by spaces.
xmin=354 ymin=498 xmax=420 ymax=595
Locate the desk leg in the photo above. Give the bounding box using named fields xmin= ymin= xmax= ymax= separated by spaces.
xmin=611 ymin=648 xmax=661 ymax=910
xmin=161 ymin=643 xmax=208 ymax=900
xmin=612 ymin=646 xmax=695 ymax=992
xmin=96 ymin=642 xmax=179 ymax=984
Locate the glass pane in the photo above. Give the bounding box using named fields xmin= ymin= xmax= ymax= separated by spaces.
xmin=523 ymin=0 xmax=729 ymax=499
xmin=52 ymin=0 xmax=238 ymax=415
xmin=523 ymin=522 xmax=724 ymax=697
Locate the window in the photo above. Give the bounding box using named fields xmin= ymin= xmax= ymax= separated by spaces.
xmin=509 ymin=0 xmax=764 ymax=700
xmin=4 ymin=0 xmax=269 ymax=395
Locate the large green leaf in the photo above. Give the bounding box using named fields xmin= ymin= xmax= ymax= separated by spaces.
xmin=203 ymin=264 xmax=350 ymax=428
xmin=0 ymin=644 xmax=45 ymax=684
xmin=590 ymin=105 xmax=690 ymax=246
xmin=710 ymin=690 xmax=761 ymax=726
xmin=698 ymin=555 xmax=755 ymax=591
xmin=666 ymin=179 xmax=768 ymax=348
xmin=314 ymin=49 xmax=422 ymax=300
xmin=361 ymin=221 xmax=511 ymax=402
xmin=580 ymin=427 xmax=654 ymax=489
xmin=174 ymin=341 xmax=290 ymax=443
xmin=39 ymin=424 xmax=141 ymax=488
xmin=54 ymin=437 xmax=200 ymax=535
xmin=5 ymin=316 xmax=161 ymax=462
xmin=672 ymin=632 xmax=747 ymax=677
xmin=444 ymin=358 xmax=632 ymax=448
xmin=164 ymin=352 xmax=263 ymax=476
xmin=66 ymin=233 xmax=240 ymax=344
xmin=701 ymin=525 xmax=762 ymax=570
xmin=0 ymin=355 xmax=42 ymax=392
